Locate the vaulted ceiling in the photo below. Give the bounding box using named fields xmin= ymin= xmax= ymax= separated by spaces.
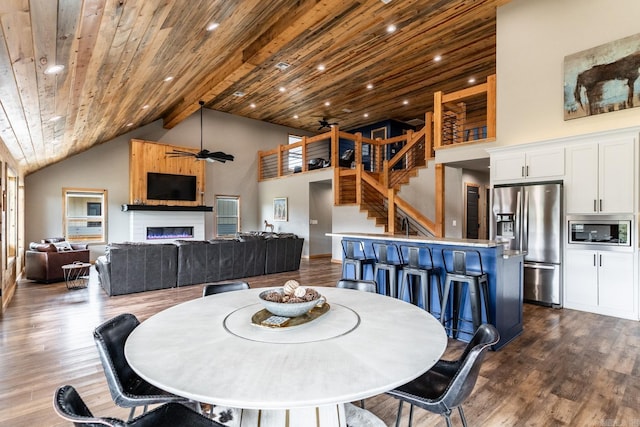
xmin=0 ymin=0 xmax=509 ymax=175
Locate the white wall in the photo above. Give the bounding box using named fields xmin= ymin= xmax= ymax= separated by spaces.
xmin=258 ymin=168 xmax=334 ymax=257
xmin=25 ymin=110 xmax=310 ymax=257
xmin=497 ymin=0 xmax=640 ymax=145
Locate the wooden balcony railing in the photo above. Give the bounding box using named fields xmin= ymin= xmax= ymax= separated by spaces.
xmin=256 ymin=74 xmax=495 ymax=238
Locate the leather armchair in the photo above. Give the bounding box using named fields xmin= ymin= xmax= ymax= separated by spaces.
xmin=25 ymin=242 xmax=90 ymax=283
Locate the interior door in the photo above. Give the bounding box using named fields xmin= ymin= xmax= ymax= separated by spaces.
xmin=465 ymin=183 xmax=480 ymax=239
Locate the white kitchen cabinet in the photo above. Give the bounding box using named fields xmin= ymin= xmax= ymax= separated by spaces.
xmin=492 ymin=146 xmax=564 ymax=183
xmin=564 ymin=249 xmax=636 ymax=319
xmin=566 ymin=138 xmax=635 ymax=214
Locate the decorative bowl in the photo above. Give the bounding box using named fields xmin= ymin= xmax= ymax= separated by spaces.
xmin=258 ymin=288 xmax=325 ymax=318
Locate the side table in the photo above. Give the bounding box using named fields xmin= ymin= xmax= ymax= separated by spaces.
xmin=61 ymin=262 xmax=91 ymax=290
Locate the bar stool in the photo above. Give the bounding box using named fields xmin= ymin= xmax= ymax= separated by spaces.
xmin=340 ymin=240 xmax=375 ymax=280
xmin=440 ymin=249 xmax=490 ymax=339
xmin=398 ymin=246 xmax=442 ymax=316
xmin=372 ymin=242 xmax=404 ymax=298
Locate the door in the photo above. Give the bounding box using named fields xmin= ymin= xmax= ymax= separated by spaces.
xmin=465 ymin=183 xmax=480 ymax=239
xmin=524 ymin=183 xmax=561 ymax=264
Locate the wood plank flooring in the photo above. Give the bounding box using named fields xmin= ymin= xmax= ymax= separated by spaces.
xmin=1 ymin=257 xmax=639 ymax=426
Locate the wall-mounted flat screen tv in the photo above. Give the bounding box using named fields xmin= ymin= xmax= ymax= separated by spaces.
xmin=147 ymin=172 xmax=197 ymax=201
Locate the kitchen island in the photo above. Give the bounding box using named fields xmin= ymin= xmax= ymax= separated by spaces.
xmin=329 ymin=232 xmax=525 ymax=350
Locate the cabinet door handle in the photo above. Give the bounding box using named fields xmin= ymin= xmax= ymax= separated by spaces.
xmin=521 ymin=166 xmax=525 ymax=177
xmin=599 ymin=254 xmax=602 ymax=267
xmin=593 ymin=253 xmax=596 ymax=266
xmin=599 ymin=199 xmax=603 ymax=212
xmin=526 ymin=165 xmax=529 ymax=177
xmin=593 ymin=200 xmax=597 ymax=212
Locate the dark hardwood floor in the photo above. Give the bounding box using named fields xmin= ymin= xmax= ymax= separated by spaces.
xmin=1 ymin=257 xmax=639 ymax=426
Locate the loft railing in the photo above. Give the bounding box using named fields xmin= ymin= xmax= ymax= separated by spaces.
xmin=256 ymin=75 xmax=496 ymax=238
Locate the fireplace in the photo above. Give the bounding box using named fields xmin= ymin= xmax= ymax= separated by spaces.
xmin=147 ymin=226 xmax=194 ymax=240
xmin=127 ymin=210 xmax=207 ymax=242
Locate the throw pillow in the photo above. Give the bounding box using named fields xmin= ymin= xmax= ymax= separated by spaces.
xmin=54 ymin=241 xmax=73 ymax=252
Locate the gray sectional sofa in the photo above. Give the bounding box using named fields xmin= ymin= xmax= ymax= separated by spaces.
xmin=95 ymin=233 xmax=303 ymax=296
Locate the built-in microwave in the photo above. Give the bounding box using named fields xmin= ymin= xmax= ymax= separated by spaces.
xmin=567 ymin=217 xmax=631 ymax=247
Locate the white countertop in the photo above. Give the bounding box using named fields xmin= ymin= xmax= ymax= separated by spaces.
xmin=328 ymin=232 xmax=501 ymax=248
xmin=125 ymin=287 xmax=447 ymax=410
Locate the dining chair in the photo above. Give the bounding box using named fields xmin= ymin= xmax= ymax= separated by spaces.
xmin=93 ymin=313 xmax=193 ymax=420
xmin=336 ymin=278 xmax=378 ymax=293
xmin=387 ymin=323 xmax=499 ymax=427
xmin=202 ymin=281 xmax=250 ymax=297
xmin=53 ymin=385 xmax=225 ymax=427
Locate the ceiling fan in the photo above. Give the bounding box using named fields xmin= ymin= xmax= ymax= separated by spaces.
xmin=317 ymin=117 xmax=339 ymax=130
xmin=166 ymin=101 xmax=235 ymax=163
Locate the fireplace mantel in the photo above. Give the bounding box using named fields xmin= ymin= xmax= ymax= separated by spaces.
xmin=121 ymin=204 xmax=213 ymax=212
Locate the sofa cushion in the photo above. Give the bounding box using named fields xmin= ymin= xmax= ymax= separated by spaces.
xmin=54 ymin=241 xmax=74 ymax=252
xmin=30 ymin=242 xmax=57 ymax=252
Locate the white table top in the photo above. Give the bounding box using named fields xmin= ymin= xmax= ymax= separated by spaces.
xmin=125 ymin=286 xmax=447 ymax=410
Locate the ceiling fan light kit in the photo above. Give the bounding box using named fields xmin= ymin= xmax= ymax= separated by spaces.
xmin=166 ymin=100 xmax=234 ymax=163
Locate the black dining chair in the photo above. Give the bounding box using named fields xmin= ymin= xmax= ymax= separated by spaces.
xmin=93 ymin=313 xmax=193 ymax=421
xmin=387 ymin=323 xmax=499 ymax=427
xmin=53 ymin=385 xmax=225 ymax=427
xmin=202 ymin=281 xmax=250 ymax=297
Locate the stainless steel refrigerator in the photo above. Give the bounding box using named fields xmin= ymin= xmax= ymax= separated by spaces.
xmin=491 ymin=183 xmax=562 ymax=307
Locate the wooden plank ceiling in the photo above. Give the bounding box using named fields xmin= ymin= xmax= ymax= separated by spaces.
xmin=0 ymin=0 xmax=509 ymax=175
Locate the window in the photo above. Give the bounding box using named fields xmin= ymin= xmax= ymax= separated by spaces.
xmin=63 ymin=188 xmax=107 ymax=243
xmin=288 ymin=134 xmax=303 ymax=171
xmin=215 ymin=195 xmax=240 ymax=236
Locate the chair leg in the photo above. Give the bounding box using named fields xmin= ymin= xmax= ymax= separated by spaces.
xmin=395 ymin=400 xmax=403 ymax=427
xmin=443 ymin=413 xmax=453 ymax=427
xmin=128 ymin=407 xmax=136 ymax=421
xmin=360 ymin=399 xmax=365 ymax=409
xmin=458 ymin=406 xmax=468 ymax=427
xmin=408 ymin=404 xmax=414 ymax=427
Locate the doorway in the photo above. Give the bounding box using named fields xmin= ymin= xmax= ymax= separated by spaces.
xmin=464 ymin=182 xmax=487 ymax=239
xmin=308 ymin=181 xmax=332 ymax=257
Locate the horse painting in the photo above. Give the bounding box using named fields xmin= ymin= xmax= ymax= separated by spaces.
xmin=573 ymin=52 xmax=640 ymax=115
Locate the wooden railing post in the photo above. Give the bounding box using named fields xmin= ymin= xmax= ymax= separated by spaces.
xmin=257 ymin=150 xmax=264 ymax=181
xmin=277 ymin=145 xmax=284 ymax=177
xmin=331 ymin=128 xmax=339 ymax=169
xmin=388 ymin=188 xmax=396 ymax=234
xmin=355 ymin=132 xmax=362 ymax=168
xmin=382 ymin=159 xmax=389 ymax=188
xmin=433 ymin=91 xmax=443 ymax=150
xmin=301 ymin=136 xmax=308 ymax=172
xmin=356 ymin=164 xmax=363 ymax=205
xmin=425 ymin=111 xmax=433 ymax=161
xmin=334 ymin=167 xmax=340 ymax=205
xmin=486 ymin=74 xmax=496 ymax=139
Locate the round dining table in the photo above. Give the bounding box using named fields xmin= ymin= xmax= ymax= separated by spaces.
xmin=125 ymin=286 xmax=447 ymax=427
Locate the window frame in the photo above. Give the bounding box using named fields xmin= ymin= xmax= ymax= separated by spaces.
xmin=215 ymin=195 xmax=241 ymax=237
xmin=62 ymin=188 xmax=107 ymax=244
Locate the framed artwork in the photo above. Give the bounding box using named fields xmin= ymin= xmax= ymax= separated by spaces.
xmin=371 ymin=127 xmax=387 ymax=140
xmin=564 ymin=32 xmax=640 ymax=120
xmin=273 ymin=197 xmax=288 ymax=221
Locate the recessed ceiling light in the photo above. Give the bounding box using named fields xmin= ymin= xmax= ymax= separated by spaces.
xmin=206 ymin=22 xmax=219 ymax=31
xmin=293 ymin=114 xmax=299 ymax=119
xmin=233 ymin=91 xmax=245 ymax=97
xmin=126 ymin=123 xmax=134 ymax=127
xmin=250 ymin=103 xmax=256 ymax=108
xmin=468 ymin=77 xmax=476 ymax=84
xmin=366 ymin=83 xmax=373 ymax=90
xmin=163 ymin=76 xmax=174 ymax=82
xmin=402 ymin=100 xmax=409 ymax=105
xmin=342 ymin=108 xmax=353 ymax=113
xmin=387 ymin=24 xmax=397 ymax=33
xmin=434 ymin=55 xmax=442 ymax=62
xmin=142 ymin=104 xmax=149 ymax=109
xmin=364 ymin=113 xmax=369 ymax=118
xmin=317 ymin=64 xmax=326 ymax=71
xmin=49 ymin=115 xmax=62 ymax=122
xmin=44 ymin=64 xmax=64 ymax=74
xmin=324 ymin=101 xmax=330 ymax=107
xmin=279 ymin=87 xmax=286 ymax=93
